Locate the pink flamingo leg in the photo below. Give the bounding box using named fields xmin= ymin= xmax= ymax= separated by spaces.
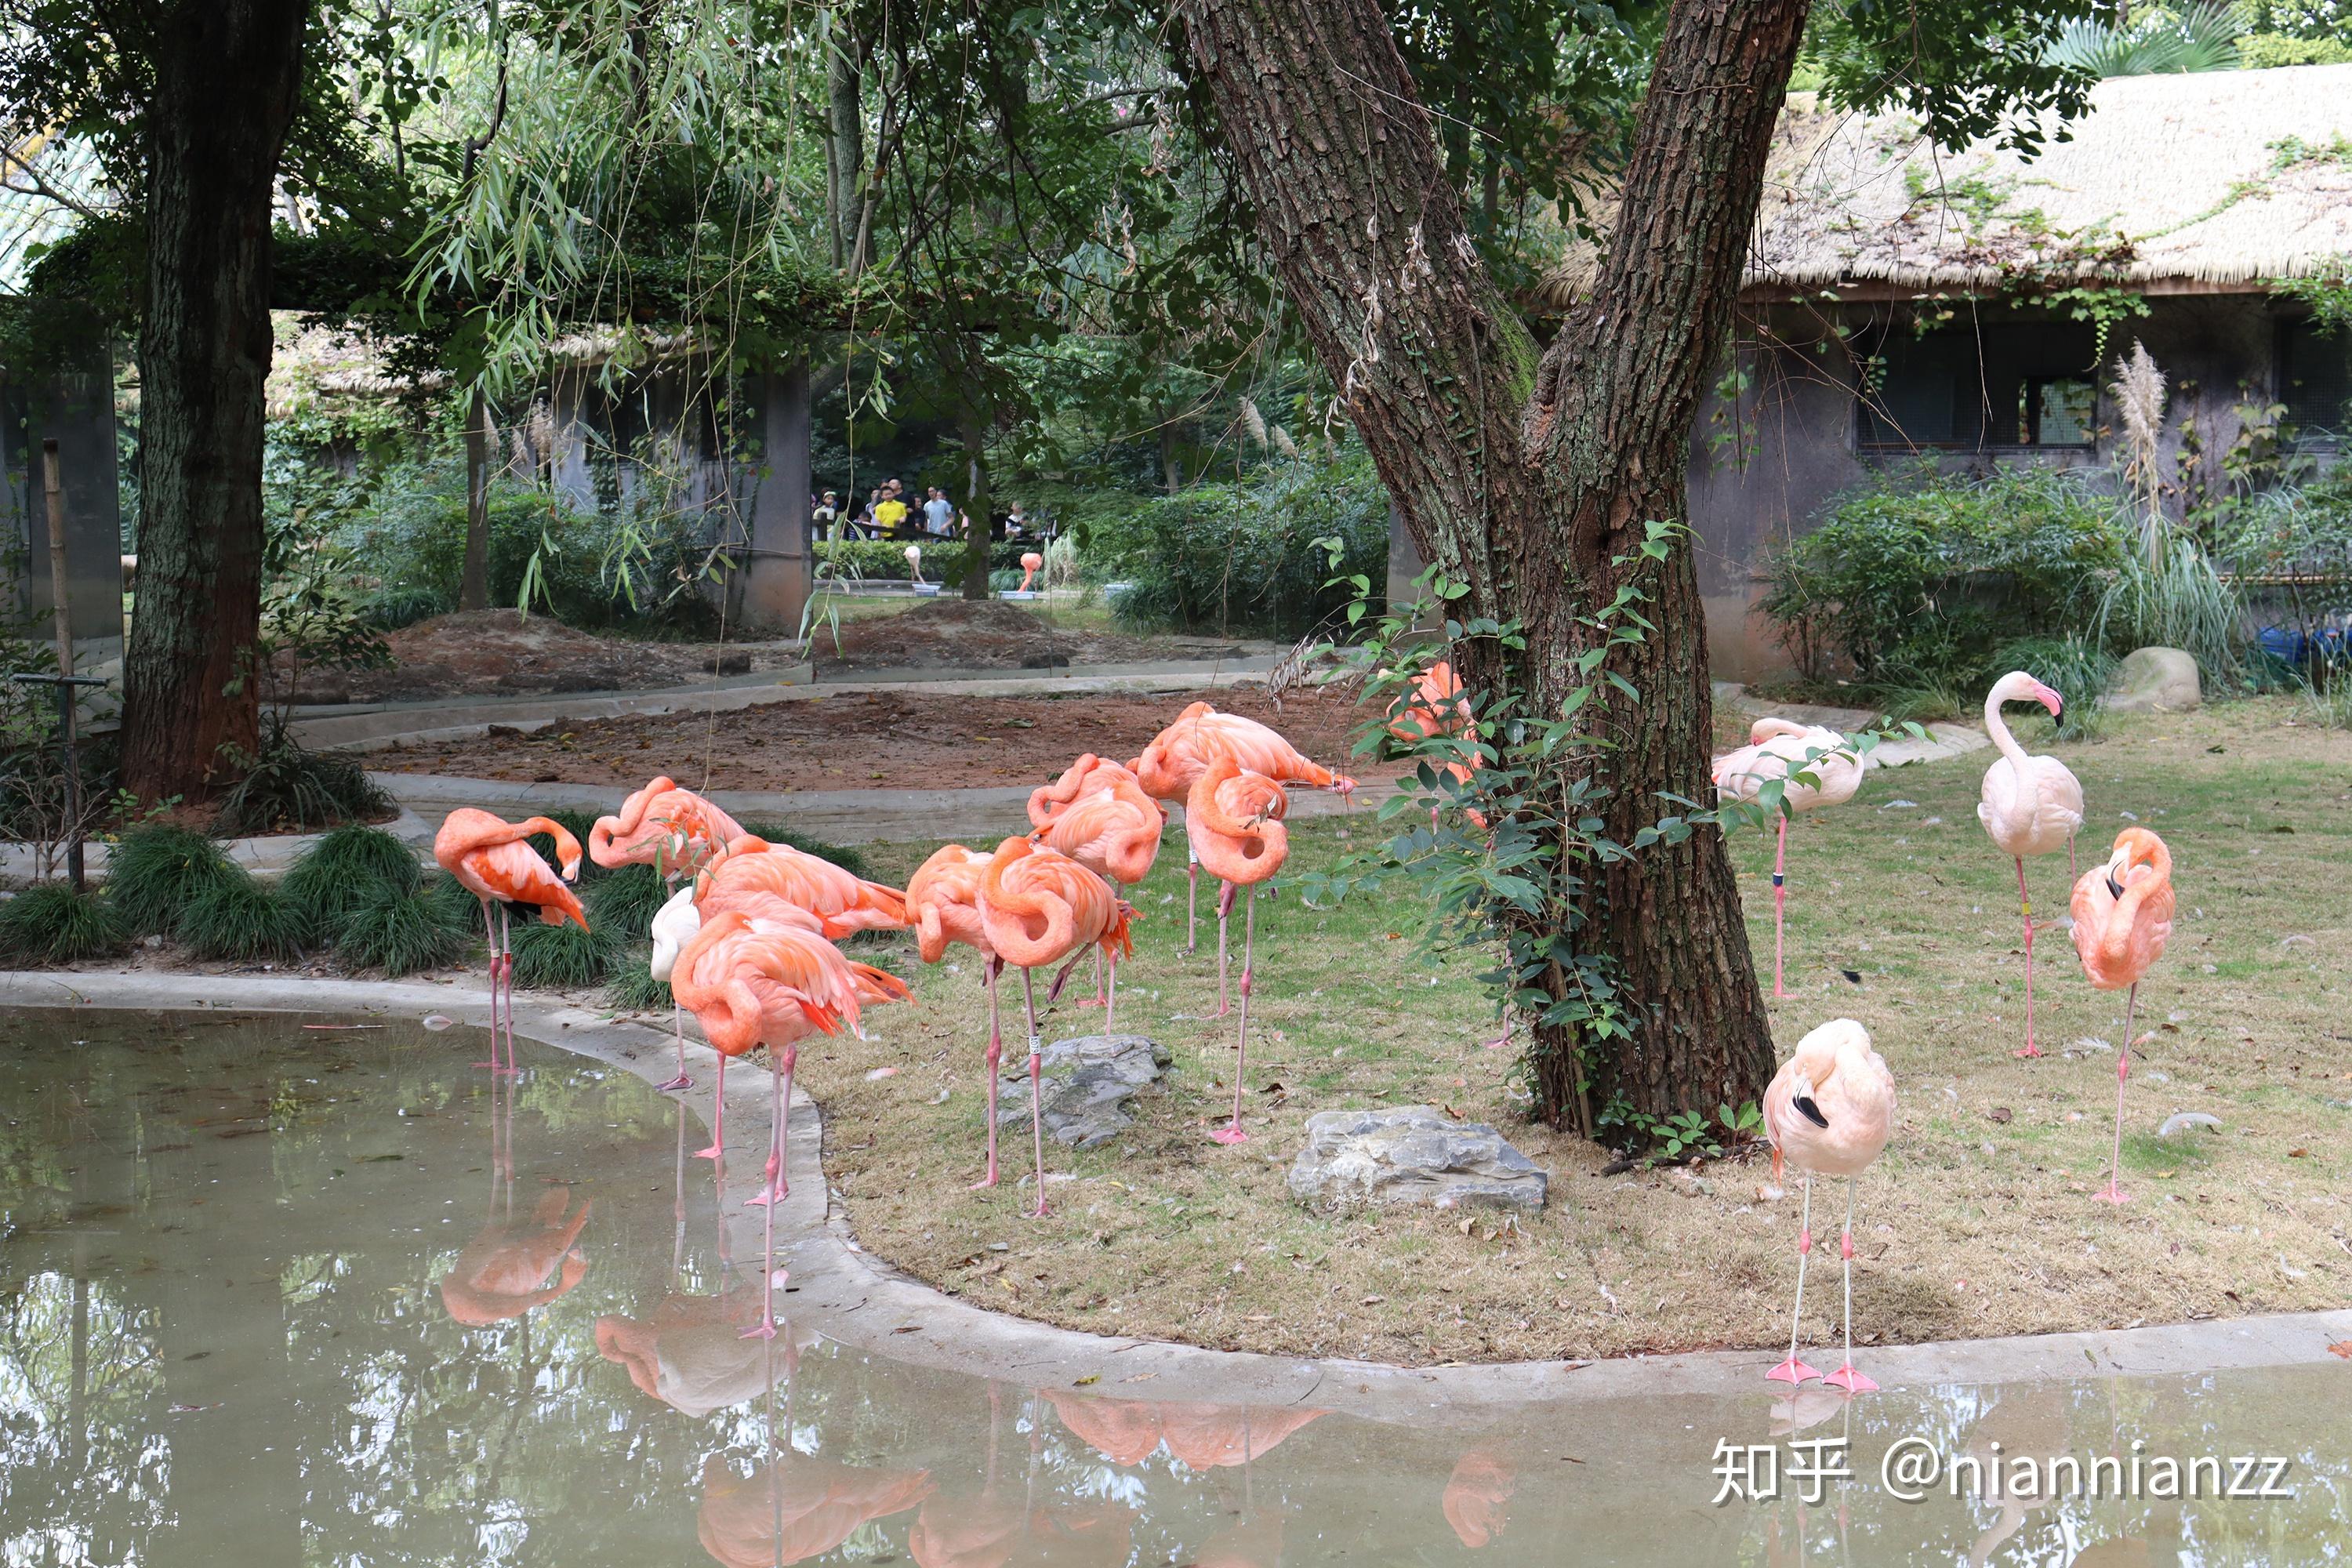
xmin=746 ymin=1044 xmax=793 ymax=1207
xmin=474 ymin=896 xmax=501 ymax=1068
xmin=2094 ymin=983 xmax=2138 ymax=1205
xmin=1104 ymin=948 xmax=1118 ymax=1033
xmin=1767 ymin=1175 xmax=1822 ymax=1384
xmin=971 ymin=961 xmax=1004 ymax=1189
xmin=1212 ymin=887 xmax=1255 ymax=1145
xmin=1771 ymin=814 xmax=1789 ymax=1000
xmin=742 ymin=1049 xmax=788 ymax=1339
xmin=657 ymin=1002 xmax=694 ymax=1094
xmin=1186 ymin=845 xmax=1199 ymax=953
xmin=1820 ymin=1179 xmax=1878 ymax=1394
xmin=1214 ymin=880 xmax=1234 ymax=1017
xmin=1023 ymin=970 xmax=1050 ymax=1219
xmin=695 ymin=1054 xmax=727 ymax=1160
xmin=497 ymin=904 xmax=521 ymax=1076
xmin=2015 ymin=856 xmax=2042 ymax=1059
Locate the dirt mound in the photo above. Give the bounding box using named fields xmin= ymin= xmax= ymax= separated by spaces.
xmin=273 ymin=610 xmax=771 ymax=705
xmin=816 ymin=596 xmax=1248 ymax=671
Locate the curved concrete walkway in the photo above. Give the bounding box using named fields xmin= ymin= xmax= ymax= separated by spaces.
xmin=9 ymin=968 xmax=2346 ymax=1427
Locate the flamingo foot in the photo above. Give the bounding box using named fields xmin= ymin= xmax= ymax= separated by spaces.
xmin=655 ymin=1073 xmax=693 ymax=1093
xmin=2013 ymin=1044 xmax=2043 ymax=1060
xmin=1026 ymin=1198 xmax=1051 ymax=1220
xmin=743 ymin=1184 xmax=786 ymax=1207
xmin=2092 ymin=1181 xmax=2131 ymax=1206
xmin=493 ymin=1065 xmax=522 ymax=1078
xmin=1821 ymin=1363 xmax=1878 ymax=1395
xmin=693 ymin=1142 xmax=724 ymax=1161
xmin=1766 ymin=1356 xmax=1822 ymax=1385
xmin=739 ymin=1320 xmax=779 ymax=1341
xmin=1210 ymin=1124 xmax=1249 ymax=1145
xmin=968 ymin=1168 xmax=1000 ymax=1190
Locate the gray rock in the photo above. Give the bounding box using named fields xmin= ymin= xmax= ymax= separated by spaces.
xmin=994 ymin=1034 xmax=1171 ymax=1149
xmin=2157 ymin=1111 xmax=2224 ymax=1139
xmin=2104 ymin=647 xmax=2201 ymax=713
xmin=1287 ymin=1105 xmax=1548 ymax=1212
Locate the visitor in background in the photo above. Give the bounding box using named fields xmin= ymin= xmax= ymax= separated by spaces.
xmin=873 ymin=484 xmax=910 ymax=535
xmin=812 ymin=490 xmax=840 ymax=540
xmin=923 ymin=486 xmax=956 ymax=538
xmin=1003 ymin=501 xmax=1029 ymax=539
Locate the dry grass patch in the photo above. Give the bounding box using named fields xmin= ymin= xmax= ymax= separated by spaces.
xmin=656 ymin=699 xmax=2352 ymax=1367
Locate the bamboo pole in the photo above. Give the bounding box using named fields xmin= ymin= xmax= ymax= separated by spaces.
xmin=39 ymin=439 xmax=85 ymax=890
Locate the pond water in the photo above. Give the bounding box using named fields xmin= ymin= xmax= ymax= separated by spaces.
xmin=2 ymin=1009 xmax=2347 ymax=1566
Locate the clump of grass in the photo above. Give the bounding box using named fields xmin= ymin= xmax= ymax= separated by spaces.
xmin=1991 ymin=634 xmax=2118 ymax=740
xmin=176 ymin=874 xmax=312 ymax=962
xmin=2094 ymin=528 xmax=2248 ymax=689
xmin=281 ymin=823 xmax=422 ymax=938
xmin=104 ymin=825 xmax=244 ymax=935
xmin=422 ymin=870 xmax=488 ymax=935
xmin=736 ymin=819 xmax=873 ymax=880
xmin=587 ymin=862 xmax=670 ymax=940
xmin=0 ymin=883 xmax=131 ymax=964
xmin=212 ymin=714 xmax=391 ymax=835
xmin=2304 ymin=673 xmax=2352 ymax=731
xmin=336 ymin=885 xmax=466 ymax=977
xmin=605 ymin=945 xmax=673 ymax=1011
xmin=507 ymin=915 xmax=619 ymax=989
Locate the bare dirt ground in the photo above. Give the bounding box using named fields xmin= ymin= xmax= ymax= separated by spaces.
xmin=271 ymin=611 xmax=803 ymax=705
xmin=807 ymin=597 xmax=1255 ymax=673
xmin=374 ymin=681 xmax=1396 ymax=790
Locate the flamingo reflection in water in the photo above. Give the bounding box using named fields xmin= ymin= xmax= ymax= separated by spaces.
xmin=909 ymin=1385 xmax=1136 ymax=1568
xmin=1442 ymin=1449 xmax=1515 ymax=1551
xmin=438 ymin=1071 xmax=591 ymax=1327
xmin=1040 ymin=1391 xmax=1324 ymax=1471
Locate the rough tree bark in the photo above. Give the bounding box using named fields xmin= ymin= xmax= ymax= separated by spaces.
xmin=119 ymin=0 xmax=310 ymax=804
xmin=459 ymin=385 xmax=492 ymax=612
xmin=1177 ymin=0 xmax=1806 ymax=1127
xmin=823 ymin=7 xmax=865 ymax=272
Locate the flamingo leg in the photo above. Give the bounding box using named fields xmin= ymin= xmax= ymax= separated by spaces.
xmin=474 ymin=896 xmax=500 ymax=1068
xmin=659 ymin=873 xmax=692 ymax=1093
xmin=1023 ymin=969 xmax=1049 ymax=1219
xmin=2095 ymin=983 xmax=2138 ymax=1206
xmin=747 ymin=1044 xmax=793 ymax=1207
xmin=1105 ymin=948 xmax=1118 ymax=1033
xmin=695 ymin=1054 xmax=727 ymax=1161
xmin=1214 ymin=879 xmax=1234 ymax=1018
xmin=1771 ymin=813 xmax=1789 ymax=1000
xmin=742 ymin=1047 xmax=788 ymax=1339
xmin=972 ymin=960 xmax=1004 ymax=1189
xmin=1820 ymin=1178 xmax=1877 ymax=1394
xmin=1212 ymin=887 xmax=1255 ymax=1145
xmin=2015 ymin=856 xmax=2042 ymax=1059
xmin=1766 ymin=1175 xmax=1821 ymax=1384
xmin=498 ymin=903 xmax=519 ymax=1076
xmin=1186 ymin=844 xmax=1199 ymax=953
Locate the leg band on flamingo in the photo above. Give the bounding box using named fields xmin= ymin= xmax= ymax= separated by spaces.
xmin=1772 ymin=815 xmax=1789 ymax=1000
xmin=1767 ymin=1176 xmax=1822 ymax=1385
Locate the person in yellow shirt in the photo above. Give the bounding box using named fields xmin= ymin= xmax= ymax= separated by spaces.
xmin=873 ymin=483 xmax=909 ymax=534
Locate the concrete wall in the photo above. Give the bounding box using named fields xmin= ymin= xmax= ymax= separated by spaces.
xmin=1 ymin=341 xmax=126 ymax=674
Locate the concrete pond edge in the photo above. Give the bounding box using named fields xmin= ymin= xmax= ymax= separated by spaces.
xmin=9 ymin=969 xmax=2348 ymax=1428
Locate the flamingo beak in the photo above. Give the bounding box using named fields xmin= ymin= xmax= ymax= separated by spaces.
xmin=1790 ymin=1073 xmax=1829 ymax=1130
xmin=2104 ymin=850 xmax=2128 ymax=901
xmin=2034 ymin=681 xmax=2064 ymax=719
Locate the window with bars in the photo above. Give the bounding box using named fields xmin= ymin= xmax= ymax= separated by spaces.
xmin=1856 ymin=323 xmax=2100 ymax=451
xmin=2278 ymin=318 xmax=2352 ymax=449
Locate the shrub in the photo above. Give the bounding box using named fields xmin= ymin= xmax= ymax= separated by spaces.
xmin=105 ymin=825 xmax=244 ymax=935
xmin=605 ymin=946 xmax=673 ymax=1011
xmin=507 ymin=915 xmax=620 ymax=989
xmin=361 ymin=583 xmax=454 ymax=630
xmin=281 ymin=823 xmax=422 ymax=937
xmin=1763 ymin=464 xmax=2129 ymax=688
xmin=423 ymin=870 xmax=488 ymax=935
xmin=2094 ymin=530 xmax=2249 ymax=689
xmin=177 ymin=874 xmax=312 ymax=962
xmin=212 ymin=715 xmax=391 ymax=836
xmin=815 ymin=538 xmax=935 ymax=580
xmin=0 ymin=883 xmax=131 ymax=964
xmin=336 ymin=885 xmax=467 ymax=976
xmin=1989 ymin=634 xmax=2118 ymax=740
xmin=586 ymin=861 xmax=670 ymax=941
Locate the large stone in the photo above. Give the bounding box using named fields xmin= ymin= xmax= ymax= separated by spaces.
xmin=1287 ymin=1106 xmax=1548 ymax=1212
xmin=994 ymin=1033 xmax=1171 ymax=1149
xmin=2104 ymin=647 xmax=2201 ymax=713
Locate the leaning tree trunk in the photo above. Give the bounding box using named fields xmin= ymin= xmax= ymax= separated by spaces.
xmin=1176 ymin=0 xmax=1806 ymax=1128
xmin=119 ymin=0 xmax=310 ymax=804
xmin=956 ymin=400 xmax=994 ymax=602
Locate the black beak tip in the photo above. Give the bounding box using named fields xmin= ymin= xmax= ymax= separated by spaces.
xmin=1793 ymin=1094 xmax=1830 ymax=1131
xmin=2107 ymin=874 xmax=2125 ymax=900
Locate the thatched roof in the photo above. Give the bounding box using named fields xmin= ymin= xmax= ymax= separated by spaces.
xmin=1540 ymin=63 xmax=2352 ymax=309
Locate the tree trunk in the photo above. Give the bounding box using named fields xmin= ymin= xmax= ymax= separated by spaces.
xmin=1176 ymin=0 xmax=1805 ymax=1129
xmin=957 ymin=401 xmax=993 ymax=602
xmin=118 ymin=0 xmax=310 ymax=804
xmin=1159 ymin=422 xmax=1182 ymax=495
xmin=825 ymin=8 xmax=865 ymax=274
xmin=459 ymin=384 xmax=492 ymax=612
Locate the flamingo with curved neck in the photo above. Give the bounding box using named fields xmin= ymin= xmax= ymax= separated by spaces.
xmin=1711 ymin=717 xmax=1862 ymax=998
xmin=1976 ymin=671 xmax=2086 ymax=1058
xmin=2071 ymin=827 xmax=2175 ymax=1204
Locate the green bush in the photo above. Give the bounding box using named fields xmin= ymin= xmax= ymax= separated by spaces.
xmin=177 ymin=874 xmax=312 ymax=962
xmin=423 ymin=870 xmax=488 ymax=934
xmin=2238 ymin=31 xmax=2352 ymax=64
xmin=105 ymin=825 xmax=245 ymax=935
xmin=1762 ymin=464 xmax=2129 ymax=689
xmin=1989 ymin=635 xmax=2118 ymax=740
xmin=336 ymin=885 xmax=467 ymax=976
xmin=815 ymin=538 xmax=936 ymax=580
xmin=1088 ymin=454 xmax=1389 ymax=638
xmin=212 ymin=715 xmax=391 ymax=836
xmin=586 ymin=861 xmax=670 ymax=941
xmin=508 ymin=915 xmax=620 ymax=989
xmin=605 ymin=946 xmax=673 ymax=1010
xmin=2095 ymin=531 xmax=2250 ymax=688
xmin=0 ymin=883 xmax=130 ymax=964
xmin=281 ymin=823 xmax=422 ymax=937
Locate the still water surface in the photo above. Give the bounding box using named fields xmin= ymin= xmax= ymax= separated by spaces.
xmin=2 ymin=1009 xmax=2347 ymax=1566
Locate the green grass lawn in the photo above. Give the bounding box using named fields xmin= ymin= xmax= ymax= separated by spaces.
xmin=662 ymin=698 xmax=2352 ymax=1366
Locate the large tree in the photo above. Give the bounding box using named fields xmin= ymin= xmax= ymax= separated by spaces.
xmin=1174 ymin=0 xmax=2089 ymax=1129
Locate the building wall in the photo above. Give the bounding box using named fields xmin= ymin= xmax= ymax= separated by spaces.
xmin=1 ymin=341 xmax=126 ymax=673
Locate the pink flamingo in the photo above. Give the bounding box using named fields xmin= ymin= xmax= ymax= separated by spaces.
xmin=1131 ymin=701 xmax=1352 ymax=953
xmin=1017 ymin=551 xmax=1044 ymax=593
xmin=1762 ymin=1018 xmax=1895 ymax=1394
xmin=1030 ymin=757 xmax=1162 ymax=1028
xmin=1712 ymin=718 xmax=1863 ymax=999
xmin=1976 ymin=673 xmax=2086 ymax=1058
xmin=593 ymin=777 xmax=750 ymax=1090
xmin=432 ymin=808 xmax=589 ymax=1074
xmin=1186 ymin=757 xmax=1287 ymax=1142
xmin=906 ymin=843 xmax=1009 ymax=1187
xmin=977 ymin=837 xmax=1131 ymax=1217
xmin=2071 ymin=827 xmax=2175 ymax=1205
xmin=696 ymin=835 xmax=908 ymax=937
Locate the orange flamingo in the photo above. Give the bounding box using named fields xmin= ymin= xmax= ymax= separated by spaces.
xmin=593 ymin=778 xmax=748 ymax=1091
xmin=1387 ymin=659 xmax=1468 ymax=744
xmin=1186 ymin=757 xmax=1288 ymax=1142
xmin=977 ymin=837 xmax=1131 ymax=1217
xmin=696 ymin=834 xmax=909 ymax=937
xmin=1762 ymin=1018 xmax=1895 ymax=1392
xmin=2071 ymin=827 xmax=2175 ymax=1206
xmin=1030 ymin=758 xmax=1162 ymax=1029
xmin=673 ymin=911 xmax=911 ymax=1334
xmin=906 ymin=843 xmax=1009 ymax=1188
xmin=1027 ymin=753 xmax=1144 ymax=831
xmin=433 ymin=808 xmax=589 ymax=1074
xmin=1017 ymin=550 xmax=1044 ymax=593
xmin=1130 ymin=701 xmax=1353 ymax=953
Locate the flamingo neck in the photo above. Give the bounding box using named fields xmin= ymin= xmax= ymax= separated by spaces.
xmin=1983 ymin=687 xmax=2029 ymax=770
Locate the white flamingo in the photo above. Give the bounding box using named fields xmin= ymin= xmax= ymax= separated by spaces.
xmin=1976 ymin=671 xmax=2085 ymax=1059
xmin=1713 ymin=717 xmax=1862 ymax=998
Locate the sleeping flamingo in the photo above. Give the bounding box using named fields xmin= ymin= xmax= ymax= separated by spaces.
xmin=906 ymin=844 xmax=1007 ymax=1187
xmin=1977 ymin=672 xmax=2086 ymax=1058
xmin=1029 ymin=757 xmax=1161 ymax=1028
xmin=593 ymin=777 xmax=749 ymax=1089
xmin=2071 ymin=827 xmax=2175 ymax=1206
xmin=1187 ymin=757 xmax=1287 ymax=1142
xmin=1712 ymin=718 xmax=1863 ymax=999
xmin=433 ymin=808 xmax=590 ymax=1074
xmin=978 ymin=837 xmax=1131 ymax=1217
xmin=905 ymin=543 xmax=924 ymax=585
xmin=1385 ymin=659 xmax=1479 ymax=832
xmin=696 ymin=834 xmax=908 ymax=937
xmin=1131 ymin=702 xmax=1353 ymax=953
xmin=1762 ymin=1018 xmax=1895 ymax=1394
xmin=1017 ymin=551 xmax=1044 ymax=593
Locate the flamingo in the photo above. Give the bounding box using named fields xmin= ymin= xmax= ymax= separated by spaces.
xmin=2071 ymin=827 xmax=2176 ymax=1206
xmin=1442 ymin=1449 xmax=1516 ymax=1551
xmin=593 ymin=777 xmax=749 ymax=1091
xmin=1029 ymin=757 xmax=1162 ymax=1028
xmin=696 ymin=834 xmax=908 ymax=936
xmin=432 ymin=808 xmax=590 ymax=1074
xmin=1762 ymin=1017 xmax=1895 ymax=1394
xmin=1017 ymin=550 xmax=1044 ymax=593
xmin=977 ymin=837 xmax=1131 ymax=1217
xmin=1976 ymin=672 xmax=2087 ymax=1058
xmin=595 ymin=1287 xmax=798 ymax=1418
xmin=1186 ymin=757 xmax=1287 ymax=1142
xmin=671 ymin=910 xmax=912 ymax=1335
xmin=905 ymin=843 xmax=1007 ymax=1187
xmin=906 ymin=543 xmax=924 ymax=585
xmin=1131 ymin=701 xmax=1353 ymax=953
xmin=1712 ymin=717 xmax=1863 ymax=999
